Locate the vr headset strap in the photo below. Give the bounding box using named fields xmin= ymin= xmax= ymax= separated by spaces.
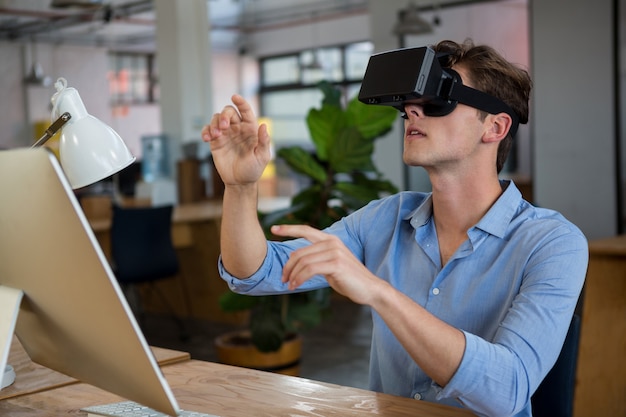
xmin=447 ymin=76 xmax=520 ymax=137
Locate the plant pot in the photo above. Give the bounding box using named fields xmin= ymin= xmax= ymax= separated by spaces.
xmin=214 ymin=330 xmax=302 ymax=376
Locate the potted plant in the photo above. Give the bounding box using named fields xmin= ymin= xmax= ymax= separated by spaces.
xmin=215 ymin=81 xmax=398 ymax=374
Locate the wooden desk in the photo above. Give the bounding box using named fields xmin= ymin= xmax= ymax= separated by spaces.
xmin=574 ymin=234 xmax=626 ymax=417
xmin=1 ymin=336 xmax=190 ymax=401
xmin=1 ymin=359 xmax=475 ymax=417
xmin=89 ymin=198 xmax=289 ymax=324
xmin=89 ymin=199 xmax=224 ymax=252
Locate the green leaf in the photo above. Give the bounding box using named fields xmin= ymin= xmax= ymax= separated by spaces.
xmin=351 ymin=172 xmax=399 ymax=194
xmin=284 ymin=289 xmax=331 ymax=333
xmin=219 ymin=291 xmax=259 ymax=312
xmin=317 ymin=80 xmax=341 ymax=107
xmin=347 ymin=98 xmax=398 ymax=140
xmin=335 ymin=181 xmax=381 ymax=207
xmin=259 ymin=204 xmax=306 ymax=234
xmin=250 ymin=308 xmax=285 ymax=352
xmin=285 ymin=300 xmax=323 ymax=332
xmin=291 ymin=185 xmax=323 ymax=207
xmin=291 ymin=187 xmax=330 ymax=227
xmin=327 ymin=127 xmax=375 ymax=172
xmin=306 ymin=105 xmax=346 ymax=161
xmin=278 ymin=147 xmax=327 ymax=183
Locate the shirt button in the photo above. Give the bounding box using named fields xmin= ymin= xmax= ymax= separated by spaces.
xmin=432 ymin=288 xmax=440 ymax=295
xmin=413 ymin=393 xmax=422 ymax=400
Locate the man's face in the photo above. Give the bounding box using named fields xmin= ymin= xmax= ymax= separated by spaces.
xmin=401 ymin=66 xmax=489 ymax=173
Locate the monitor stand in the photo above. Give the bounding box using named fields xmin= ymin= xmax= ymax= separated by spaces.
xmin=0 ymin=286 xmax=24 ymax=390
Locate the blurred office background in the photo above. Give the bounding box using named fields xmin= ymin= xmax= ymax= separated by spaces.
xmin=0 ymin=0 xmax=622 ymax=240
xmin=0 ymin=1 xmax=624 ymax=416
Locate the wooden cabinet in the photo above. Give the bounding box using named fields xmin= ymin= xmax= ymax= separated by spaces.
xmin=574 ymin=235 xmax=626 ymax=417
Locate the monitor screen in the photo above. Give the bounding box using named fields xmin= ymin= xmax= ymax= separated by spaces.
xmin=0 ymin=148 xmax=179 ymax=416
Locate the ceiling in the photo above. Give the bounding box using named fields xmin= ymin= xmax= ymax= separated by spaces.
xmin=0 ymin=0 xmax=491 ymax=51
xmin=0 ymin=0 xmax=368 ymax=51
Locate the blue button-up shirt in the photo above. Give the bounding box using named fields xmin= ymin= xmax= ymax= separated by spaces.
xmin=219 ymin=181 xmax=588 ymax=417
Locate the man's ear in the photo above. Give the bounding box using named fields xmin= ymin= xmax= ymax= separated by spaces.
xmin=483 ymin=113 xmax=512 ymax=143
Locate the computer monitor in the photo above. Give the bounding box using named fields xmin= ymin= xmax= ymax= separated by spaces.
xmin=0 ymin=148 xmax=180 ymax=415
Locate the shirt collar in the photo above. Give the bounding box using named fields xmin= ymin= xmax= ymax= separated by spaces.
xmin=405 ymin=194 xmax=433 ymax=228
xmin=474 ymin=180 xmax=521 ymax=238
xmin=404 ymin=180 xmax=522 ymax=238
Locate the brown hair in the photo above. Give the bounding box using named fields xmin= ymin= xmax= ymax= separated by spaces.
xmin=433 ymin=39 xmax=532 ymax=173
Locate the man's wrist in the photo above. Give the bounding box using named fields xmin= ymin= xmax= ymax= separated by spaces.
xmin=224 ymin=183 xmax=258 ymax=197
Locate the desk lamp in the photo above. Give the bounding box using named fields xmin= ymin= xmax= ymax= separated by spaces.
xmin=32 ymin=77 xmax=136 ymax=189
xmin=1 ymin=77 xmax=135 ymax=389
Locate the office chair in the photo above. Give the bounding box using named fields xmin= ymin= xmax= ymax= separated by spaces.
xmin=531 ymin=314 xmax=581 ymax=417
xmin=110 ymin=204 xmax=190 ymax=340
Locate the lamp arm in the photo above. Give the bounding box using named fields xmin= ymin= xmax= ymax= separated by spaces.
xmin=31 ymin=112 xmax=72 ymax=148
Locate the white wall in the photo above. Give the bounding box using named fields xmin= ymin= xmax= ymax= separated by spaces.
xmin=531 ymin=0 xmax=618 ymax=239
xmin=0 ymin=42 xmax=28 ymax=148
xmin=0 ymin=42 xmax=112 ymax=149
xmin=0 ymin=40 xmax=241 ymax=160
xmin=110 ymin=104 xmax=161 ymax=158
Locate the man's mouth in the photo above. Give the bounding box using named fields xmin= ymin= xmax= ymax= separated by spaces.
xmin=407 ymin=128 xmax=425 ymax=137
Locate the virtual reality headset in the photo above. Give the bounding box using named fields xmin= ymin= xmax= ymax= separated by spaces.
xmin=358 ymin=46 xmax=520 ymax=137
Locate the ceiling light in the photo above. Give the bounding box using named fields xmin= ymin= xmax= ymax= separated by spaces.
xmin=393 ymin=1 xmax=433 ymax=36
xmin=23 ymin=42 xmax=51 ymax=87
xmin=24 ymin=62 xmax=52 ymax=87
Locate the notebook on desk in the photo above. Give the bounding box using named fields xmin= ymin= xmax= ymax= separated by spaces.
xmin=0 ymin=148 xmax=210 ymax=416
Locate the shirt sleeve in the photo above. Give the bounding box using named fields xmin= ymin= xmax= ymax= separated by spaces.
xmin=217 ymin=201 xmax=377 ymax=295
xmin=437 ymin=223 xmax=588 ymax=416
xmin=218 ymin=195 xmax=408 ymax=296
xmin=219 ymin=239 xmax=330 ymax=295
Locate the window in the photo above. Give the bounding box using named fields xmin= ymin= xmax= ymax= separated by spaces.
xmin=107 ymin=52 xmax=158 ymax=105
xmin=259 ymin=41 xmax=373 ymax=148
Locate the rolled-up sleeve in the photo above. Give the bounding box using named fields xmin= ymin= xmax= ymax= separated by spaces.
xmin=219 ymin=240 xmax=330 ymax=295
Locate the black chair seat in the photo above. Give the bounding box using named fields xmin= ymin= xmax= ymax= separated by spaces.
xmin=111 ymin=205 xmax=179 ymax=283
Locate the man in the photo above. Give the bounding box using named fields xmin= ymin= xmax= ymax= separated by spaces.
xmin=201 ymin=40 xmax=587 ymax=416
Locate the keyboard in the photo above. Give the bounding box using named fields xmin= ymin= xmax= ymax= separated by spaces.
xmin=81 ymin=400 xmax=219 ymax=417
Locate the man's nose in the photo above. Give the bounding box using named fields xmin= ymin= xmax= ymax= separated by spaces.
xmin=404 ymin=103 xmax=425 ymax=119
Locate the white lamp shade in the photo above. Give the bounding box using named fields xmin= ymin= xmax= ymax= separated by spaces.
xmin=51 ymin=77 xmax=135 ymax=189
xmin=59 ymin=115 xmax=135 ymax=189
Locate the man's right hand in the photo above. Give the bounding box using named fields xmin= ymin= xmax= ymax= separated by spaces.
xmin=201 ymin=94 xmax=271 ymax=187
